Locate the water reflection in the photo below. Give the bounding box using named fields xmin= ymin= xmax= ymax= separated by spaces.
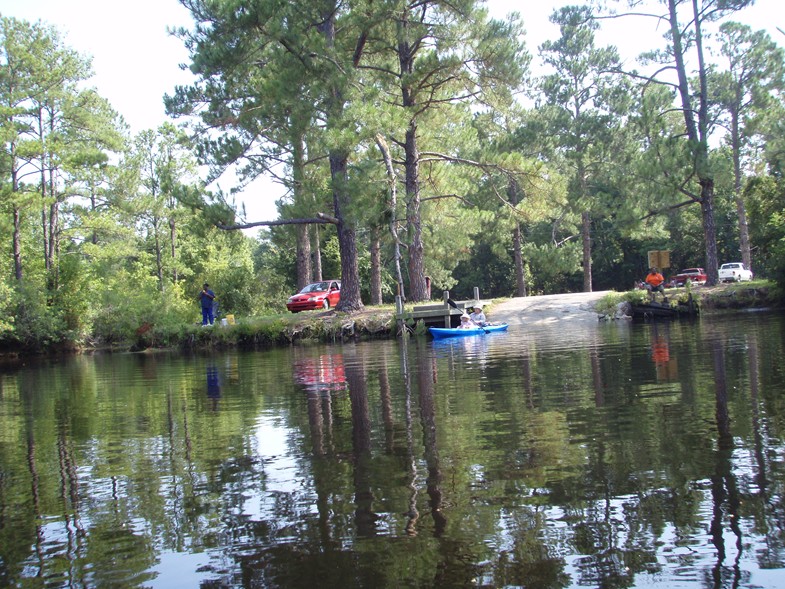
xmin=708 ymin=334 xmax=744 ymax=587
xmin=293 ymin=350 xmax=347 ymax=395
xmin=415 ymin=340 xmax=447 ymax=537
xmin=346 ymin=347 xmax=376 ymax=537
xmin=1 ymin=314 xmax=785 ymax=587
xmin=206 ymin=363 xmax=221 ymax=410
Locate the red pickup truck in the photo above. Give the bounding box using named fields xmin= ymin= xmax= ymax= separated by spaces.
xmin=669 ymin=268 xmax=707 ymax=286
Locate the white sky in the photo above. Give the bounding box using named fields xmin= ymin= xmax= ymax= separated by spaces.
xmin=1 ymin=0 xmax=782 ymax=223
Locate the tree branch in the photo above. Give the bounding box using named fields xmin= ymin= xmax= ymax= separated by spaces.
xmin=217 ymin=216 xmax=333 ymax=231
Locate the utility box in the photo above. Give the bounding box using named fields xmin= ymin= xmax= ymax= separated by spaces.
xmin=648 ymin=250 xmax=670 ymax=270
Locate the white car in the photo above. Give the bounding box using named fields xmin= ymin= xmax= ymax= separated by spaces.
xmin=718 ymin=262 xmax=753 ymax=283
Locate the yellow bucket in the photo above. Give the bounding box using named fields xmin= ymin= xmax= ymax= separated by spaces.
xmin=225 ymin=314 xmax=236 ymax=325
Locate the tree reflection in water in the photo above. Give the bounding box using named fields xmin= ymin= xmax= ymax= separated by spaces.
xmin=2 ymin=315 xmax=785 ymax=587
xmin=709 ymin=334 xmax=744 ymax=588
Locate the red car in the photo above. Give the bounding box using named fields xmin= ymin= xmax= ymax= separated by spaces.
xmin=669 ymin=268 xmax=707 ymax=287
xmin=286 ymin=280 xmax=341 ymax=312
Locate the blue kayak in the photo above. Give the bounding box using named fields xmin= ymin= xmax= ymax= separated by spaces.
xmin=428 ymin=323 xmax=509 ymax=339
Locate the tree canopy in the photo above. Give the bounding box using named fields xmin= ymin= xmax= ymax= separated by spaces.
xmin=2 ymin=1 xmax=785 ymax=349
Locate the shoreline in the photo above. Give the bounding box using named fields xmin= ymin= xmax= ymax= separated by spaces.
xmin=1 ymin=283 xmax=781 ymax=358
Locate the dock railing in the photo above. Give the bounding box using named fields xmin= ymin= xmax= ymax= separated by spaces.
xmin=395 ymin=287 xmax=484 ymax=332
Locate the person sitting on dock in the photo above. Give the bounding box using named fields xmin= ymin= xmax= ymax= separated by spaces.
xmin=645 ymin=268 xmax=667 ymax=303
xmin=469 ymin=303 xmax=487 ymax=326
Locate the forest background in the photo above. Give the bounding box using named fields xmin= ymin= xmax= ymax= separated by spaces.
xmin=2 ymin=0 xmax=785 ymax=351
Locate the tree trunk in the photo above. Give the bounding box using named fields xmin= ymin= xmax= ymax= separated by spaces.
xmin=508 ymin=179 xmax=527 ymax=297
xmin=48 ymin=200 xmax=59 ymax=291
xmin=153 ymin=217 xmax=164 ymax=291
xmin=668 ymin=0 xmax=720 ymax=285
xmin=48 ymin=160 xmax=59 ymax=290
xmin=292 ymin=126 xmax=311 ymax=287
xmin=331 ymin=153 xmax=363 ymax=312
xmin=581 ymin=210 xmax=592 ymax=292
xmin=13 ymin=205 xmax=23 ymax=281
xmin=731 ymin=108 xmax=752 ymax=270
xmin=322 ymin=2 xmax=362 ymax=312
xmin=700 ymin=178 xmax=720 ymax=285
xmin=169 ymin=217 xmax=178 ymax=283
xmin=296 ymin=224 xmax=312 ymax=289
xmin=39 ymin=110 xmax=50 ymax=274
xmin=41 ymin=201 xmax=48 ymax=272
xmin=312 ymin=224 xmax=323 ymax=281
xmin=404 ymin=124 xmax=427 ymax=301
xmin=90 ymin=188 xmax=99 ymax=245
xmin=370 ymin=225 xmax=382 ymax=305
xmin=374 ymin=133 xmax=405 ymax=301
xmin=398 ymin=16 xmax=427 ymax=302
xmin=575 ymin=155 xmax=592 ymax=293
xmin=513 ymin=222 xmax=527 ymax=297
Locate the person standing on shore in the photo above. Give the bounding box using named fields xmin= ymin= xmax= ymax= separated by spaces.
xmin=200 ymin=283 xmax=216 ymax=326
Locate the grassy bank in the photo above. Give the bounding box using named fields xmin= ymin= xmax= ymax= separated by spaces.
xmin=168 ymin=281 xmax=782 ymax=351
xmin=3 ymin=282 xmax=782 ymax=357
xmin=125 ymin=304 xmax=401 ymax=353
xmin=594 ymin=279 xmax=782 ymax=317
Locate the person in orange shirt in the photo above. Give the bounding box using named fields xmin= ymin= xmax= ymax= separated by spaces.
xmin=645 ymin=268 xmax=666 ymax=302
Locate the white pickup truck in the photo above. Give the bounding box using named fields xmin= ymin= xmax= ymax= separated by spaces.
xmin=718 ymin=262 xmax=753 ymax=282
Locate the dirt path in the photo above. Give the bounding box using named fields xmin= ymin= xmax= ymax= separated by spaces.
xmin=489 ymin=291 xmax=612 ymax=326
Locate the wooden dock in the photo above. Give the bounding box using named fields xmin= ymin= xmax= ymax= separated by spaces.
xmin=395 ymin=288 xmax=487 ymax=330
xmin=631 ymin=294 xmax=699 ymax=320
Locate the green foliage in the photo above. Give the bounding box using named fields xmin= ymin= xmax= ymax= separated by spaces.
xmin=763 ymin=211 xmax=785 ymax=287
xmin=3 ymin=282 xmax=67 ymax=350
xmin=319 ymin=234 xmax=343 ymax=282
xmin=522 ymin=241 xmax=583 ymax=295
xmin=594 ymin=290 xmax=648 ymax=317
xmin=452 ymin=242 xmax=514 ymax=299
xmin=0 ymin=279 xmax=13 ymax=336
xmin=87 ymin=264 xmax=192 ymax=345
xmin=53 ymin=245 xmax=93 ymax=340
xmin=746 ymin=175 xmax=785 ymax=281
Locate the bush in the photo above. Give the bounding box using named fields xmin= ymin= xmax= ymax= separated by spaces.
xmin=2 ymin=282 xmax=68 ymax=351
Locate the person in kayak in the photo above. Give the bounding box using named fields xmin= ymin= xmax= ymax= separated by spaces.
xmin=458 ymin=312 xmax=475 ymax=329
xmin=469 ymin=303 xmax=487 ymax=326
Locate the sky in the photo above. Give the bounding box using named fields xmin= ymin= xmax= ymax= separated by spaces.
xmin=1 ymin=0 xmax=783 ymax=223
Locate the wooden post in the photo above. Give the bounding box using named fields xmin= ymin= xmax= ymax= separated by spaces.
xmin=396 ymin=295 xmax=404 ymax=333
xmin=473 ymin=286 xmax=480 ymax=304
xmin=442 ymin=291 xmax=450 ymax=327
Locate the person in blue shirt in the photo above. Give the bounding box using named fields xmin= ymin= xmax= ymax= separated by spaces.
xmin=199 ymin=283 xmax=216 ymax=325
xmin=469 ymin=303 xmax=487 ymax=326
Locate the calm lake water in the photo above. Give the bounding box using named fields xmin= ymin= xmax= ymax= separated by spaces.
xmin=1 ymin=311 xmax=784 ymax=589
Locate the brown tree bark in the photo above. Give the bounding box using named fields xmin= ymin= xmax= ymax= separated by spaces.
xmin=322 ymin=2 xmax=363 ymax=312
xmin=398 ymin=14 xmax=427 ymax=302
xmin=582 ymin=210 xmax=592 ymax=292
xmin=13 ymin=206 xmax=23 ymax=281
xmin=668 ymin=0 xmax=721 ymax=285
xmin=296 ymin=224 xmax=312 ymax=290
xmin=508 ymin=179 xmax=527 ymax=297
xmin=370 ymin=225 xmax=382 ymax=305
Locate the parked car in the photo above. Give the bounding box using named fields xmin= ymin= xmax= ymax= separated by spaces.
xmin=669 ymin=267 xmax=708 ymax=287
xmin=286 ymin=280 xmax=341 ymax=312
xmin=718 ymin=262 xmax=753 ymax=283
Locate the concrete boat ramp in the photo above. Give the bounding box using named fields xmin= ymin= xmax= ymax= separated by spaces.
xmin=489 ymin=291 xmax=612 ymax=327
